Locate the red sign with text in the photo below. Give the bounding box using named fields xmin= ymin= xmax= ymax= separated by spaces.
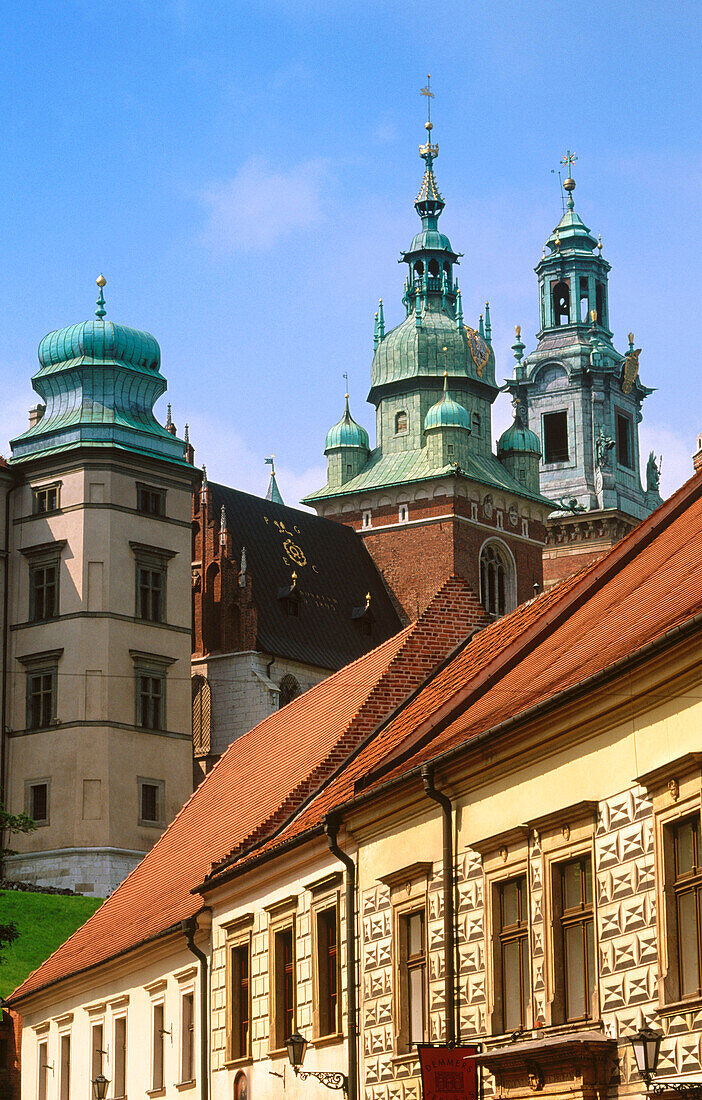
xmin=418 ymin=1045 xmax=480 ymax=1100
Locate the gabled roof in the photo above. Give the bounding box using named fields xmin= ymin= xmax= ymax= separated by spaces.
xmin=207 ymin=470 xmax=702 ymax=878
xmin=9 ymin=576 xmax=485 ymax=1004
xmin=210 ymin=482 xmax=401 ymax=669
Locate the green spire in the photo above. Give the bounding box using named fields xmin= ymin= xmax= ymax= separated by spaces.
xmin=373 ymin=311 xmax=379 ymax=351
xmin=378 ymin=298 xmax=385 ymax=339
xmin=265 ymin=455 xmax=284 ymax=505
xmin=484 ymin=301 xmax=492 ymax=344
xmin=95 ymin=274 xmax=106 ymax=319
xmin=455 ymin=286 xmax=463 ymax=328
xmin=512 ymin=325 xmax=525 ymax=364
xmin=479 ymin=313 xmax=485 ymax=338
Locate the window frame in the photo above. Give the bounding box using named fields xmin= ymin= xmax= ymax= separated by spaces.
xmin=496 ymin=874 xmax=530 ymax=1033
xmin=394 ymin=411 xmax=409 ymax=436
xmin=112 ymin=1014 xmax=127 ymax=1100
xmin=19 ymin=650 xmax=63 ymax=731
xmin=311 ymin=890 xmax=341 ymax=1040
xmin=58 ymin=1031 xmax=71 ymax=1100
xmin=267 ymin=898 xmax=298 ymax=1054
xmin=130 ymin=651 xmax=175 ymax=732
xmin=179 ymin=988 xmax=196 ymax=1085
xmin=137 ymin=776 xmax=166 ymax=828
xmin=33 ymin=482 xmax=61 ymax=515
xmin=25 ymin=778 xmax=50 ymax=826
xmin=136 ymin=483 xmax=166 ymax=517
xmin=555 ymin=855 xmax=596 ymax=1023
xmin=29 ymin=559 xmax=60 ymax=623
xmin=479 ymin=540 xmax=516 ymax=619
xmin=542 ymin=410 xmax=570 ymax=465
xmin=224 ymin=915 xmax=254 ymax=1066
xmin=37 ymin=1039 xmax=48 ymax=1100
xmin=615 ymin=410 xmax=634 ymax=470
xmin=150 ymin=998 xmax=166 ymax=1094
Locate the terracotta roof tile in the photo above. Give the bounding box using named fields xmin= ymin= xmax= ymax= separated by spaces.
xmin=10 ymin=576 xmax=483 ymax=1003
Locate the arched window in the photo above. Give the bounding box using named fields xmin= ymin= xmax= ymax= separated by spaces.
xmin=552 ymin=281 xmax=570 ymax=325
xmin=480 ymin=542 xmax=514 ymax=618
xmin=192 ymin=675 xmax=212 ymax=756
xmin=395 ymin=411 xmax=408 ymax=435
xmin=413 ymin=261 xmax=424 ymax=278
xmin=428 ymin=258 xmax=440 ymax=278
xmin=279 ymin=674 xmax=302 ymax=708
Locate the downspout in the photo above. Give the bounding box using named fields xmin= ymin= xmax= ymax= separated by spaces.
xmin=421 ymin=765 xmax=456 ymax=1046
xmin=0 ymin=480 xmax=17 ymax=872
xmin=323 ymin=814 xmax=357 ymax=1100
xmin=182 ymin=914 xmax=210 ymax=1100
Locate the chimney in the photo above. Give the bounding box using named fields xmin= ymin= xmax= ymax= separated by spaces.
xmin=28 ymin=404 xmax=46 ymax=428
xmin=694 ymin=433 xmax=702 ymax=474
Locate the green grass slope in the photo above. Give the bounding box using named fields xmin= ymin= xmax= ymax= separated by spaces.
xmin=0 ymin=891 xmax=103 ymax=998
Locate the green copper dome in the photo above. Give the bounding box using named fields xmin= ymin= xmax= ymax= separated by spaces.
xmin=324 ymin=396 xmax=370 ymax=453
xmin=497 ymin=414 xmax=541 ymax=457
xmin=11 ymin=277 xmax=190 ymax=467
xmin=424 ymin=375 xmax=471 ymax=432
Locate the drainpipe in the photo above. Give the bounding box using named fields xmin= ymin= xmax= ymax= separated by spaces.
xmin=323 ymin=814 xmax=357 ymax=1100
xmin=182 ymin=914 xmax=210 ymax=1100
xmin=421 ymin=765 xmax=456 ymax=1046
xmin=0 ymin=480 xmax=17 ymax=871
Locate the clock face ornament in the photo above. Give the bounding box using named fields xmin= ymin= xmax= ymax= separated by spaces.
xmin=463 ymin=326 xmax=490 ymax=377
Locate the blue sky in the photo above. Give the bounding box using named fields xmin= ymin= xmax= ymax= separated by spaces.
xmin=1 ymin=0 xmax=700 ymax=503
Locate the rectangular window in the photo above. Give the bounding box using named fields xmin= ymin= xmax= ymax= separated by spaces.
xmin=398 ymin=504 xmax=409 ymax=523
xmin=30 ymin=563 xmax=58 ymax=621
xmin=543 ymin=411 xmax=569 ymax=464
xmin=27 ymin=670 xmax=55 ymax=730
xmin=273 ymin=925 xmax=295 ymax=1048
xmin=472 ymin=412 xmax=481 ymax=437
xmin=91 ymin=1023 xmax=104 ymax=1082
xmin=113 ymin=1016 xmax=127 ymax=1099
xmin=59 ymin=1034 xmax=71 ymax=1100
xmin=152 ymin=1002 xmax=165 ymax=1091
xmin=559 ymin=856 xmax=595 ymax=1022
xmin=137 ymin=566 xmax=164 ymax=622
xmin=34 ymin=486 xmax=59 ymax=514
xmin=137 ymin=485 xmax=165 ymax=516
xmin=316 ymin=905 xmax=339 ymax=1037
xmin=497 ymin=876 xmax=529 ymax=1032
xmin=138 ymin=674 xmax=163 ymax=730
xmin=37 ymin=1040 xmax=48 ymax=1100
xmin=400 ymin=909 xmax=426 ymax=1050
xmin=27 ymin=781 xmax=49 ymax=825
xmin=673 ymin=816 xmax=702 ymax=997
xmin=180 ymin=992 xmax=195 ymax=1083
xmin=228 ymin=941 xmax=251 ymax=1061
xmin=616 ymin=413 xmax=633 ymax=469
xmin=362 ymin=510 xmax=372 ymax=529
xmin=138 ymin=778 xmax=164 ymax=826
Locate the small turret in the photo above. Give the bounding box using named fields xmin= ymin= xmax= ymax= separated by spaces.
xmin=497 ymin=402 xmax=542 ymax=494
xmin=324 ymin=395 xmax=370 ymax=487
xmin=265 ymin=456 xmax=284 ymax=504
xmin=423 ymin=372 xmax=471 ymax=468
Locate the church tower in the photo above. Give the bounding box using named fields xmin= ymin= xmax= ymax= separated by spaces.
xmin=2 ymin=278 xmax=198 ymax=895
xmin=304 ymin=87 xmax=554 ymax=622
xmin=504 ymin=153 xmax=662 ymax=587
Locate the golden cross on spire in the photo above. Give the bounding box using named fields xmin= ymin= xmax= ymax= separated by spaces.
xmin=420 ymin=74 xmax=434 ymax=130
xmin=561 ymin=149 xmax=577 ymax=175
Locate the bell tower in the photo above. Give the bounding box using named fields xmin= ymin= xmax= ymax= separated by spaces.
xmin=506 ymin=154 xmax=663 ymax=586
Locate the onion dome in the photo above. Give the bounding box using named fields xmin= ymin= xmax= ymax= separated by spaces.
xmin=10 ymin=276 xmax=189 ymax=466
xmin=424 ymin=373 xmax=471 ymax=432
xmin=497 ymin=409 xmax=541 ymax=457
xmin=324 ymin=395 xmax=370 ymax=453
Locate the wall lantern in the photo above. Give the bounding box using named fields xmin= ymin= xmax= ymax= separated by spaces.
xmin=286 ymin=1031 xmax=348 ymax=1096
xmin=92 ymin=1075 xmax=110 ymax=1100
xmin=629 ymin=1026 xmax=702 ymax=1095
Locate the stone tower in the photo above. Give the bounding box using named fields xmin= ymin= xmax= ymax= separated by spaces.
xmin=304 ymin=104 xmax=553 ymax=622
xmin=3 ymin=278 xmax=198 ymax=895
xmin=505 ymin=154 xmax=662 ymax=587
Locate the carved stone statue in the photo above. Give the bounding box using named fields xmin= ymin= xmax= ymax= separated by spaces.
xmin=595 ymin=426 xmax=616 ymax=470
xmin=646 ymin=451 xmax=661 ymax=493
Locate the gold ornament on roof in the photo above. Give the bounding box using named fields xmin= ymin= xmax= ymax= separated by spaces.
xmin=96 ymin=274 xmax=106 ymax=288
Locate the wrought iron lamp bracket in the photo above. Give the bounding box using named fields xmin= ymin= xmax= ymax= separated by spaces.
xmin=295 ymin=1069 xmax=349 ymax=1096
xmin=649 ymin=1085 xmax=702 ymax=1096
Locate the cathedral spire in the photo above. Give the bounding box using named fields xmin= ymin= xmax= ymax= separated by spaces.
xmin=416 ymin=75 xmax=445 ymax=223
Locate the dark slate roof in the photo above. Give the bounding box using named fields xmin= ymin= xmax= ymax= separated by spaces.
xmin=210 ymin=483 xmax=402 ymax=670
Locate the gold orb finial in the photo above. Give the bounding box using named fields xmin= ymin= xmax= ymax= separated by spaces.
xmin=425 ymin=121 xmax=433 ymax=131
xmin=515 ymin=325 xmax=521 ymax=338
xmin=344 ymin=393 xmax=350 ymax=400
xmin=96 ymin=274 xmax=106 ymax=288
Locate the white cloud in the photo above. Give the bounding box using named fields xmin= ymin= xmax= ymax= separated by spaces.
xmin=200 ymin=156 xmax=327 ymax=252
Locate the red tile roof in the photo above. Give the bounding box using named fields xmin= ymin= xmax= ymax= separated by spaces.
xmin=210 ymin=471 xmax=702 ymax=875
xmin=10 ymin=576 xmax=484 ymax=1003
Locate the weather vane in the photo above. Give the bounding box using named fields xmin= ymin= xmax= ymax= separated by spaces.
xmin=343 ymin=371 xmax=349 ymax=394
xmin=420 ymin=74 xmax=434 ymax=128
xmin=419 ymin=74 xmax=438 ymax=163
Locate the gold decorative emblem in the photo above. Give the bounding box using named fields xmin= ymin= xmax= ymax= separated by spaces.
xmin=622 ymin=340 xmax=641 ymax=394
xmin=283 ymin=539 xmax=307 ymax=567
xmin=463 ymin=326 xmax=490 ymax=378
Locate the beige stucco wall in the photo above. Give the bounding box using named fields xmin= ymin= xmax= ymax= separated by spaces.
xmin=5 ymin=453 xmax=195 ymax=894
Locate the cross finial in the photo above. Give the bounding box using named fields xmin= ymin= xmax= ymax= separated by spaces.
xmin=343 ymin=371 xmax=349 ymax=394
xmin=561 ymin=150 xmax=577 ymax=175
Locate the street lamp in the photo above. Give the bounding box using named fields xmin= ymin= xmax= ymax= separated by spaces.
xmin=92 ymin=1075 xmax=109 ymax=1100
xmin=286 ymin=1031 xmax=348 ymax=1096
xmin=630 ymin=1025 xmax=663 ymax=1087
